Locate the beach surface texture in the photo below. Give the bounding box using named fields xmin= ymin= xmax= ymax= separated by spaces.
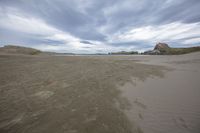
xmin=0 ymin=52 xmax=200 ymax=133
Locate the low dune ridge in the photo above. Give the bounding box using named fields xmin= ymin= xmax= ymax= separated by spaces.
xmin=0 ymin=45 xmax=41 ymax=55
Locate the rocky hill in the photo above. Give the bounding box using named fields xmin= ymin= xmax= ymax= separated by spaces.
xmin=144 ymin=43 xmax=200 ymax=55
xmin=154 ymin=43 xmax=170 ymax=50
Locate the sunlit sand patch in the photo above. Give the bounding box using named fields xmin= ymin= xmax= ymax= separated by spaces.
xmin=61 ymin=82 xmax=71 ymax=88
xmin=34 ymin=91 xmax=54 ymax=99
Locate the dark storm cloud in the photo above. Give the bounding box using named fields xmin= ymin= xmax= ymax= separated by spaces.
xmin=0 ymin=0 xmax=200 ymax=52
xmin=80 ymin=40 xmax=94 ymax=45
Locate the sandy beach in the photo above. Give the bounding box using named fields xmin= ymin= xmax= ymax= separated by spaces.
xmin=0 ymin=52 xmax=200 ymax=133
xmin=120 ymin=52 xmax=200 ymax=133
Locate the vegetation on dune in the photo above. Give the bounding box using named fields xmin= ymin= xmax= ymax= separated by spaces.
xmin=29 ymin=50 xmax=41 ymax=55
xmin=0 ymin=45 xmax=41 ymax=55
xmin=159 ymin=47 xmax=200 ymax=55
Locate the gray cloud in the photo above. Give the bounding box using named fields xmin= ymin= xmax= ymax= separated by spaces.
xmin=80 ymin=40 xmax=94 ymax=45
xmin=0 ymin=0 xmax=200 ymax=53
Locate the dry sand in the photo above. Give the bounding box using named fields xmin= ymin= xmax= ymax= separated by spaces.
xmin=0 ymin=52 xmax=199 ymax=133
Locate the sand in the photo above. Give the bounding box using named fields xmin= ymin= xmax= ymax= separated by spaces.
xmin=0 ymin=52 xmax=199 ymax=133
xmin=120 ymin=52 xmax=200 ymax=133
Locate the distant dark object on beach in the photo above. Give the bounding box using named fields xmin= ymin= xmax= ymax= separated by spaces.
xmin=109 ymin=51 xmax=139 ymax=55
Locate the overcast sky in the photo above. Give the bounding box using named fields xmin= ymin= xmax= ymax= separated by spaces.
xmin=0 ymin=0 xmax=200 ymax=53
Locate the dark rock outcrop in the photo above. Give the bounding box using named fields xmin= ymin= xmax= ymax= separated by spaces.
xmin=154 ymin=43 xmax=170 ymax=50
xmin=144 ymin=42 xmax=170 ymax=55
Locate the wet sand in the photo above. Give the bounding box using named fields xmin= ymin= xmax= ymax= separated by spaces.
xmin=120 ymin=52 xmax=200 ymax=133
xmin=0 ymin=52 xmax=200 ymax=133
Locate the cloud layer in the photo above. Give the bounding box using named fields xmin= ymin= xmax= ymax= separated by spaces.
xmin=0 ymin=0 xmax=200 ymax=53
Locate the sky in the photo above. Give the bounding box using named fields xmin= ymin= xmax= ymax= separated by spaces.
xmin=0 ymin=0 xmax=200 ymax=53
